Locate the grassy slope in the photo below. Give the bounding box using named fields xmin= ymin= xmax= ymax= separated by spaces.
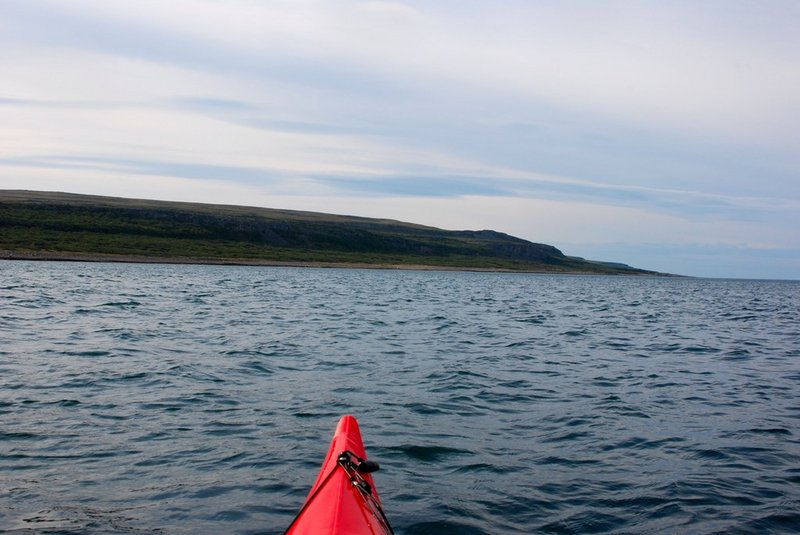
xmin=0 ymin=190 xmax=656 ymax=274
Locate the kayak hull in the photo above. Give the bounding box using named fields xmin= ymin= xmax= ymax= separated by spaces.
xmin=285 ymin=415 xmax=391 ymax=535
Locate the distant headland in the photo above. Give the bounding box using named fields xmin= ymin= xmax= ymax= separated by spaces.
xmin=0 ymin=190 xmax=664 ymax=275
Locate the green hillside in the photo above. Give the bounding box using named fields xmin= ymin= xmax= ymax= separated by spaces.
xmin=0 ymin=190 xmax=657 ymax=274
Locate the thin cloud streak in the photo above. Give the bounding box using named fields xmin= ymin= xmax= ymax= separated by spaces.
xmin=6 ymin=153 xmax=796 ymax=224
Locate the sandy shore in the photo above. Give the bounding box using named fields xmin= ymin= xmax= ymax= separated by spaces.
xmin=1 ymin=250 xmax=567 ymax=273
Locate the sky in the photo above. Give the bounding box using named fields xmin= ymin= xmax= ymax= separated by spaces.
xmin=1 ymin=0 xmax=798 ymax=279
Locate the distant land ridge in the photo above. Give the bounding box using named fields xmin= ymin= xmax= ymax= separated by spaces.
xmin=0 ymin=190 xmax=659 ymax=274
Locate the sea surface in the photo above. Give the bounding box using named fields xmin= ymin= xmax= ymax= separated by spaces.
xmin=1 ymin=261 xmax=799 ymax=534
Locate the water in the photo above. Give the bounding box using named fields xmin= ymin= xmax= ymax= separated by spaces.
xmin=1 ymin=261 xmax=798 ymax=534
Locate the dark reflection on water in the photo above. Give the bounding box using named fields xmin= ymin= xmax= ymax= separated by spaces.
xmin=1 ymin=261 xmax=798 ymax=534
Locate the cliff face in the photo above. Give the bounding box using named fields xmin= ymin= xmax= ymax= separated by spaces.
xmin=0 ymin=190 xmax=653 ymax=274
xmin=454 ymin=230 xmax=566 ymax=263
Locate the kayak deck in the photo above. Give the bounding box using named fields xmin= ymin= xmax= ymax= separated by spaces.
xmin=284 ymin=415 xmax=393 ymax=535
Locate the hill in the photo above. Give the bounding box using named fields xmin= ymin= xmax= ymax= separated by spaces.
xmin=0 ymin=190 xmax=658 ymax=274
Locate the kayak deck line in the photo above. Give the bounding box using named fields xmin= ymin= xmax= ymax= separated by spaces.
xmin=284 ymin=415 xmax=394 ymax=535
xmin=334 ymin=450 xmax=393 ymax=533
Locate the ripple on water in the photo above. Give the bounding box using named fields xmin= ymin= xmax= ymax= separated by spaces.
xmin=388 ymin=444 xmax=473 ymax=463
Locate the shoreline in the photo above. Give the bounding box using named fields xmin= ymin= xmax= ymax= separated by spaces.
xmin=0 ymin=250 xmax=655 ymax=275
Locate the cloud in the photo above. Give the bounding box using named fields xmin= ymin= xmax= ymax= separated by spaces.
xmin=5 ymin=0 xmax=797 ymax=147
xmin=317 ymin=174 xmax=508 ymax=198
xmin=164 ymin=97 xmax=389 ymax=137
xmin=0 ymin=155 xmax=275 ymax=184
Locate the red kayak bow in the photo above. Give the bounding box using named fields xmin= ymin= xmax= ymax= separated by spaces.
xmin=284 ymin=415 xmax=394 ymax=535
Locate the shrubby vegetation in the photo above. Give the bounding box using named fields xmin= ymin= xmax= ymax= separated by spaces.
xmin=0 ymin=190 xmax=653 ymax=274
